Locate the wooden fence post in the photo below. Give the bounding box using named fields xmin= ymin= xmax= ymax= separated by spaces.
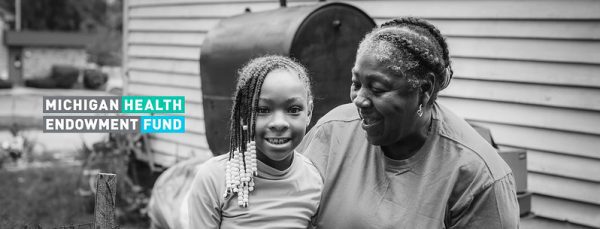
xmin=93 ymin=173 xmax=117 ymax=229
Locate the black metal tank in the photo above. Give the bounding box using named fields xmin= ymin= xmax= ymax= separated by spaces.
xmin=200 ymin=2 xmax=375 ymax=155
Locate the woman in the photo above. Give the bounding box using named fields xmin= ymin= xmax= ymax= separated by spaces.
xmin=298 ymin=17 xmax=519 ymax=228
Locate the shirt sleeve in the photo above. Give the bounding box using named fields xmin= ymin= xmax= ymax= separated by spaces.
xmin=449 ymin=174 xmax=520 ymax=229
xmin=187 ymin=162 xmax=223 ymax=229
xmin=297 ymin=124 xmax=331 ymax=179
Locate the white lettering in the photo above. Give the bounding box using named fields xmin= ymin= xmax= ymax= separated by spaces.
xmin=110 ymin=99 xmax=119 ymax=111
xmin=143 ymin=118 xmax=151 ymax=129
xmin=124 ymin=99 xmax=133 ymax=111
xmin=173 ymin=118 xmax=181 ymax=130
xmin=64 ymin=100 xmax=71 ymax=111
xmin=120 ymin=119 xmax=129 ymax=130
xmin=98 ymin=119 xmax=109 ymax=130
xmin=75 ymin=119 xmax=83 ymax=130
xmin=163 ymin=99 xmax=172 ymax=111
xmin=45 ymin=118 xmax=54 ymax=130
xmin=155 ymin=100 xmax=163 ymax=111
xmin=129 ymin=118 xmax=138 ymax=130
xmin=55 ymin=118 xmax=63 ymax=130
xmin=163 ymin=119 xmax=171 ymax=130
xmin=110 ymin=118 xmax=118 ymax=129
xmin=46 ymin=99 xmax=57 ymax=111
xmin=145 ymin=100 xmax=154 ymax=111
xmin=73 ymin=99 xmax=82 ymax=111
xmin=173 ymin=99 xmax=182 ymax=111
xmin=85 ymin=118 xmax=97 ymax=130
xmin=135 ymin=99 xmax=142 ymax=110
xmin=89 ymin=100 xmax=97 ymax=110
xmin=65 ymin=119 xmax=73 ymax=129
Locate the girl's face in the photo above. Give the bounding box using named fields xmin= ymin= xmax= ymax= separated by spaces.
xmin=254 ymin=69 xmax=311 ymax=170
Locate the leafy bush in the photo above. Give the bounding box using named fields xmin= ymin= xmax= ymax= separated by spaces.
xmin=83 ymin=69 xmax=108 ymax=89
xmin=52 ymin=65 xmax=80 ymax=88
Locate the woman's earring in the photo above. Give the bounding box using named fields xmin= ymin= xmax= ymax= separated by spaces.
xmin=417 ymin=104 xmax=423 ymax=117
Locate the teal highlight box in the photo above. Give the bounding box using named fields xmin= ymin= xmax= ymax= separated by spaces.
xmin=140 ymin=116 xmax=185 ymax=133
xmin=122 ymin=96 xmax=185 ymax=113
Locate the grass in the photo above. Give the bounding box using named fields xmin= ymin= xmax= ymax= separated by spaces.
xmin=0 ymin=164 xmax=93 ymax=229
xmin=0 ymin=161 xmax=150 ymax=229
xmin=0 ymin=122 xmax=150 ymax=228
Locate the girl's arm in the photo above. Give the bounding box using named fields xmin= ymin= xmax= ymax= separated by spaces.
xmin=187 ymin=161 xmax=223 ymax=228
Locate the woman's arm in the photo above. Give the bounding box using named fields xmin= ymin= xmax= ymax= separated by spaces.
xmin=448 ymin=173 xmax=519 ymax=229
xmin=297 ymin=123 xmax=330 ymax=179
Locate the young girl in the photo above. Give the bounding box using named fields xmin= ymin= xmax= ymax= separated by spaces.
xmin=187 ymin=55 xmax=322 ymax=228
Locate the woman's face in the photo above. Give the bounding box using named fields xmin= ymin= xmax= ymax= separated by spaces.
xmin=254 ymin=69 xmax=311 ymax=169
xmin=351 ymin=50 xmax=421 ymax=147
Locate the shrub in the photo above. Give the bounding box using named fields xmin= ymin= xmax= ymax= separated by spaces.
xmin=51 ymin=65 xmax=79 ymax=89
xmin=83 ymin=69 xmax=108 ymax=89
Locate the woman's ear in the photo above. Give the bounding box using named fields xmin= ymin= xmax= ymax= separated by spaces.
xmin=306 ymin=100 xmax=314 ymax=127
xmin=420 ymin=72 xmax=435 ymax=105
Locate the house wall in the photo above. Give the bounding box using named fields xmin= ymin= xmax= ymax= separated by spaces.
xmin=123 ymin=0 xmax=600 ymax=227
xmin=21 ymin=48 xmax=88 ymax=79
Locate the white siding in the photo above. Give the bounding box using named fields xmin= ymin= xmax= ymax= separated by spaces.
xmin=412 ymin=1 xmax=600 ymax=227
xmin=124 ymin=0 xmax=600 ymax=227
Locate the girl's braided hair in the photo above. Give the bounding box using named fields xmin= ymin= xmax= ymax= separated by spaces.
xmin=229 ymin=55 xmax=312 ymax=156
xmin=358 ymin=17 xmax=453 ymax=103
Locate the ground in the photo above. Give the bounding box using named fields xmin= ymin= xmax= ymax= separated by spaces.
xmin=0 ymin=162 xmax=148 ymax=229
xmin=0 ymin=163 xmax=91 ymax=228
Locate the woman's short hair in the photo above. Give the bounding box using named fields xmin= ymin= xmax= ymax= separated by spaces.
xmin=358 ymin=17 xmax=453 ymax=103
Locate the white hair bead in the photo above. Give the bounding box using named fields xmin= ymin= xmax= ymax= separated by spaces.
xmin=223 ymin=139 xmax=258 ymax=208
